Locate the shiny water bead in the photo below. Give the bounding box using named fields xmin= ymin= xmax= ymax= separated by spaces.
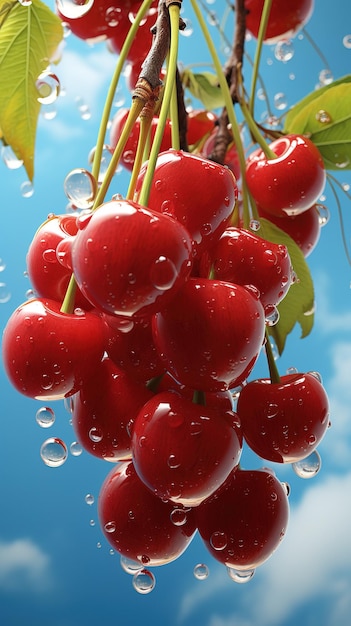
xmin=70 ymin=441 xmax=83 ymax=456
xmin=319 ymin=68 xmax=333 ymax=85
xmin=132 ymin=569 xmax=156 ymax=594
xmin=0 ymin=258 xmax=6 ymax=272
xmin=193 ymin=563 xmax=209 ymax=580
xmin=35 ymin=406 xmax=55 ymax=428
xmin=316 ymin=204 xmax=330 ymax=226
xmin=56 ymin=0 xmax=94 ymax=19
xmin=21 ymin=181 xmax=34 ymax=198
xmin=315 ymin=110 xmax=332 ymax=124
xmin=85 ymin=493 xmax=94 ymax=506
xmin=292 ymin=450 xmax=321 ymax=479
xmin=274 ymin=40 xmax=294 ymax=62
xmin=0 ymin=283 xmax=11 ymax=303
xmin=274 ymin=92 xmax=287 ymax=110
xmin=1 ymin=145 xmax=23 ymax=169
xmin=343 ymin=34 xmax=351 ymax=48
xmin=227 ymin=566 xmax=255 ymax=583
xmin=36 ymin=71 xmax=60 ymax=104
xmin=120 ymin=556 xmax=142 ymax=575
xmin=63 ymin=168 xmax=97 ymax=210
xmin=40 ymin=438 xmax=68 ymax=467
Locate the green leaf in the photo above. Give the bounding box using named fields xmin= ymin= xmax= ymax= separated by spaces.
xmin=182 ymin=69 xmax=225 ymax=110
xmin=0 ymin=0 xmax=63 ymax=180
xmin=257 ymin=218 xmax=315 ymax=355
xmin=283 ymin=76 xmax=351 ymax=170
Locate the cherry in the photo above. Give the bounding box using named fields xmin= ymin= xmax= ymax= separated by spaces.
xmin=65 ymin=199 xmax=193 ymax=318
xmin=236 ymin=372 xmax=329 ymax=463
xmin=257 ymin=203 xmax=321 ymax=257
xmin=102 ymin=313 xmax=165 ymax=383
xmin=56 ymin=0 xmax=130 ymax=42
xmin=135 ymin=150 xmax=238 ymax=258
xmin=196 ymin=467 xmax=289 ymax=570
xmin=26 ymin=213 xmax=91 ymax=309
xmin=98 ymin=460 xmax=196 ymax=566
xmin=152 ymin=277 xmax=265 ymax=392
xmin=72 ymin=357 xmax=153 ymax=462
xmin=157 ymin=372 xmax=235 ymax=411
xmin=2 ymin=298 xmax=105 ymax=400
xmin=131 ymin=390 xmax=242 ymax=507
xmin=199 ymin=227 xmax=293 ymax=312
xmin=109 ymin=108 xmax=172 ymax=172
xmin=186 ymin=109 xmax=218 ymax=147
xmin=245 ymin=0 xmax=314 ymax=44
xmin=246 ymin=134 xmax=326 ymax=217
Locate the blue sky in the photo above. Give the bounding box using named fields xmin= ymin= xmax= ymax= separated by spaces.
xmin=1 ymin=1 xmax=351 ymax=624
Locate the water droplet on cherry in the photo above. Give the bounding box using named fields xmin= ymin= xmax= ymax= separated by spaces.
xmin=227 ymin=567 xmax=255 ymax=583
xmin=292 ymin=450 xmax=321 ymax=478
xmin=132 ymin=569 xmax=155 ymax=594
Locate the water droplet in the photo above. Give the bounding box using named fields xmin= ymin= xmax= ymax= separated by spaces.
xmin=167 ymin=454 xmax=181 ymax=469
xmin=56 ymin=0 xmax=94 ymax=19
xmin=170 ymin=508 xmax=187 ymax=526
xmin=85 ymin=493 xmax=94 ymax=505
xmin=0 ymin=283 xmax=11 ymax=303
xmin=274 ymin=40 xmax=294 ymax=62
xmin=227 ymin=567 xmax=255 ymax=583
xmin=315 ymin=110 xmax=332 ymax=124
xmin=249 ymin=218 xmax=260 ymax=232
xmin=96 ymin=542 xmax=102 ymax=549
xmin=266 ymin=403 xmax=279 ymax=419
xmin=21 ymin=181 xmax=34 ymax=198
xmin=265 ymin=304 xmax=280 ymax=326
xmin=180 ymin=18 xmax=193 ymax=36
xmin=308 ymin=370 xmax=323 ymax=383
xmin=89 ymin=519 xmax=96 ymax=527
xmin=316 ymin=203 xmax=329 ymax=226
xmin=35 ymin=406 xmax=55 ymax=428
xmin=210 ymin=531 xmax=227 ymax=551
xmin=274 ymin=92 xmax=287 ymax=110
xmin=36 ymin=71 xmax=60 ymax=104
xmin=18 ymin=0 xmax=32 ymax=5
xmin=257 ymin=88 xmax=266 ymax=101
xmin=40 ymin=437 xmax=68 ymax=467
xmin=150 ymin=256 xmax=178 ymax=291
xmin=319 ymin=68 xmax=333 ymax=85
xmin=0 ymin=258 xmax=6 ymax=272
xmin=292 ymin=450 xmax=321 ymax=478
xmin=343 ymin=34 xmax=351 ymax=49
xmin=132 ymin=569 xmax=155 ymax=594
xmin=89 ymin=426 xmax=103 ymax=443
xmin=193 ymin=563 xmax=209 ymax=580
xmin=120 ymin=556 xmax=142 ymax=574
xmin=281 ymin=481 xmax=291 ymax=496
xmin=64 ymin=168 xmax=97 ymax=209
xmin=104 ymin=521 xmax=116 ymax=533
xmin=105 ymin=6 xmax=123 ymax=26
xmin=70 ymin=441 xmax=83 ymax=456
xmin=334 ymin=154 xmax=350 ymax=169
xmin=1 ymin=145 xmax=23 ymax=169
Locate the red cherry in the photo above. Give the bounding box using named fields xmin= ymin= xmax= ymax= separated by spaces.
xmin=257 ymin=204 xmax=321 ymax=257
xmin=152 ymin=277 xmax=265 ymax=392
xmin=237 ymin=372 xmax=329 ymax=463
xmin=26 ymin=214 xmax=91 ymax=309
xmin=72 ymin=357 xmax=153 ymax=462
xmin=245 ymin=0 xmax=314 ymax=44
xmin=135 ymin=150 xmax=238 ymax=258
xmin=102 ymin=313 xmax=165 ymax=383
xmin=98 ymin=460 xmax=196 ymax=566
xmin=109 ymin=108 xmax=172 ymax=172
xmin=68 ymin=199 xmax=193 ymax=318
xmin=186 ymin=110 xmax=218 ymax=146
xmin=196 ymin=467 xmax=289 ymax=570
xmin=131 ymin=390 xmax=242 ymax=507
xmin=2 ymin=298 xmax=105 ymax=400
xmin=56 ymin=0 xmax=130 ymax=42
xmin=199 ymin=227 xmax=293 ymax=311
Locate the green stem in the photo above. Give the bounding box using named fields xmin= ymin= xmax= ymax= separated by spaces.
xmin=192 ymin=389 xmax=206 ymax=406
xmin=170 ymin=80 xmax=180 ymax=150
xmin=249 ymin=0 xmax=273 ymax=115
xmin=60 ymin=274 xmax=77 ymax=314
xmin=126 ymin=112 xmax=153 ymax=200
xmin=91 ymin=0 xmax=154 ymax=183
xmin=138 ymin=3 xmax=180 ymax=207
xmin=265 ymin=329 xmax=281 ymax=384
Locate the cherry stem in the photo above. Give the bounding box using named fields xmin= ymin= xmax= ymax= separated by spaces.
xmin=190 ymin=0 xmax=251 ymax=226
xmin=248 ymin=0 xmax=273 ymax=115
xmin=91 ymin=0 xmax=154 ymax=183
xmin=138 ymin=2 xmax=181 ymax=207
xmin=126 ymin=101 xmax=156 ymax=200
xmin=264 ymin=329 xmax=281 ymax=384
xmin=192 ymin=390 xmax=207 ymax=406
xmin=60 ymin=274 xmax=77 ymax=314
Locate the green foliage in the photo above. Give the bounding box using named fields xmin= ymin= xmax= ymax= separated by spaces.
xmin=284 ymin=75 xmax=351 ymax=171
xmin=258 ymin=218 xmax=315 ymax=355
xmin=181 ymin=69 xmax=225 ymax=110
xmin=0 ymin=0 xmax=63 ymax=180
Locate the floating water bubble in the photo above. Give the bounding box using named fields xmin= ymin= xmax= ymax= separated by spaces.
xmin=132 ymin=569 xmax=156 ymax=594
xmin=316 ymin=203 xmax=330 ymax=226
xmin=75 ymin=96 xmax=91 ymax=120
xmin=70 ymin=441 xmax=83 ymax=456
xmin=120 ymin=556 xmax=142 ymax=575
xmin=193 ymin=563 xmax=209 ymax=580
xmin=36 ymin=71 xmax=60 ymax=104
xmin=227 ymin=567 xmax=255 ymax=583
xmin=63 ymin=168 xmax=97 ymax=209
xmin=85 ymin=493 xmax=95 ymax=506
xmin=40 ymin=437 xmax=68 ymax=467
xmin=21 ymin=181 xmax=34 ymax=198
xmin=89 ymin=519 xmax=96 ymax=527
xmin=274 ymin=40 xmax=294 ymax=62
xmin=249 ymin=219 xmax=260 ymax=232
xmin=274 ymin=92 xmax=287 ymax=110
xmin=343 ymin=34 xmax=351 ymax=49
xmin=292 ymin=450 xmax=321 ymax=479
xmin=56 ymin=0 xmax=94 ymax=19
xmin=35 ymin=406 xmax=55 ymax=428
xmin=342 ymin=182 xmax=350 ymax=191
xmin=257 ymin=88 xmax=266 ymax=101
xmin=180 ymin=18 xmax=193 ymax=36
xmin=0 ymin=258 xmax=6 ymax=272
xmin=319 ymin=68 xmax=333 ymax=85
xmin=0 ymin=283 xmax=11 ymax=303
xmin=1 ymin=145 xmax=23 ymax=169
xmin=289 ymin=73 xmax=295 ymax=80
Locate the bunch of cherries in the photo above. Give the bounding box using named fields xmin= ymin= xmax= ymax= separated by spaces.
xmin=2 ymin=0 xmax=331 ymax=590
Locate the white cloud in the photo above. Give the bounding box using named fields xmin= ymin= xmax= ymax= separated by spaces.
xmin=314 ymin=272 xmax=351 ymax=334
xmin=178 ymin=472 xmax=351 ymax=626
xmin=0 ymin=538 xmax=52 ymax=593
